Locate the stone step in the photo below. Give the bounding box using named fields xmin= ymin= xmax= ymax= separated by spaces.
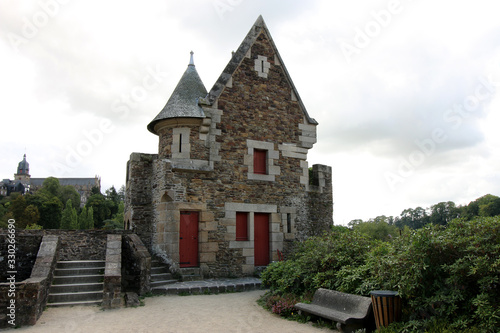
xmin=180 ymin=267 xmax=202 ymax=281
xmin=48 ymin=300 xmax=102 ymax=307
xmin=50 ymin=282 xmax=104 ymax=293
xmin=54 ymin=267 xmax=105 ymax=276
xmin=48 ymin=260 xmax=105 ymax=307
xmin=151 ymin=266 xmax=169 ymax=274
xmin=52 ymin=274 xmax=103 ymax=285
xmin=56 ymin=260 xmax=105 ymax=269
xmin=48 ymin=291 xmax=103 ymax=303
xmin=150 ymin=258 xmax=180 ymax=286
xmin=152 ymin=278 xmax=262 ymax=295
xmin=151 ymin=272 xmax=173 ymax=281
xmin=151 ymin=279 xmax=178 ymax=288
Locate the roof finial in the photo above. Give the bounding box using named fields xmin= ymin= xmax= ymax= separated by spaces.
xmin=189 ymin=51 xmax=194 ymax=66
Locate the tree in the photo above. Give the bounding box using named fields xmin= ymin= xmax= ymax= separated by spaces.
xmin=40 ymin=177 xmax=61 ymax=198
xmin=86 ymin=193 xmax=110 ymax=228
xmin=60 ymin=185 xmax=81 ymax=209
xmin=9 ymin=194 xmax=27 ymax=225
xmin=348 ymin=219 xmax=363 ymax=228
xmin=91 ymin=186 xmax=101 ymax=195
xmin=0 ymin=202 xmax=8 ymax=228
xmin=22 ymin=205 xmax=40 ymax=228
xmin=399 ymin=207 xmax=429 ymax=229
xmin=87 ymin=206 xmax=94 ymax=229
xmin=118 ymin=185 xmax=125 ymax=202
xmin=353 ymin=218 xmax=399 ymax=241
xmin=61 ymin=199 xmax=78 ymax=229
xmin=78 ymin=206 xmax=94 ymax=229
xmin=430 ymin=201 xmax=459 ymax=225
xmin=112 ymin=201 xmax=124 ymax=229
xmin=78 ymin=207 xmax=88 ymax=229
xmin=479 ymin=197 xmax=500 ymax=217
xmin=38 ymin=195 xmax=63 ymax=229
xmin=105 ymin=185 xmax=125 ymax=218
xmin=102 ymin=219 xmax=123 ymax=230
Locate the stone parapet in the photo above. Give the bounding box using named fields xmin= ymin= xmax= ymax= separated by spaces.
xmin=0 ymin=235 xmax=59 ymax=328
xmin=122 ymin=234 xmax=151 ymax=295
xmin=102 ymin=234 xmax=122 ymax=309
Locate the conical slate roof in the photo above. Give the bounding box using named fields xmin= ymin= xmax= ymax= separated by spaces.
xmin=148 ymin=52 xmax=208 ymax=134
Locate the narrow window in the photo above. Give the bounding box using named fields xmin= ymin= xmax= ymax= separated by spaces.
xmin=287 ymin=213 xmax=292 ymax=233
xmin=178 ymin=133 xmax=183 ymax=153
xmin=236 ymin=212 xmax=248 ymax=241
xmin=253 ymin=149 xmax=267 ymax=175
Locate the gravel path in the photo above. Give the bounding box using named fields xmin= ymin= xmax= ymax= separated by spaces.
xmin=13 ymin=290 xmax=334 ymax=333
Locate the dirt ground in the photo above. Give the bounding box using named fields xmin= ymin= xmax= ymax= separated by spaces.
xmin=13 ymin=290 xmax=335 ymax=333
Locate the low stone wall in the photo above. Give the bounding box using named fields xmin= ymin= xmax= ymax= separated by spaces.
xmin=14 ymin=230 xmax=131 ymax=260
xmin=0 ymin=234 xmax=42 ymax=282
xmin=0 ymin=235 xmax=59 ymax=328
xmin=102 ymin=234 xmax=122 ymax=309
xmin=122 ymin=234 xmax=151 ymax=295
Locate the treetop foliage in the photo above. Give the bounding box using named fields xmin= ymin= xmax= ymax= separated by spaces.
xmin=349 ymin=194 xmax=500 ymax=231
xmin=0 ymin=179 xmax=124 ymax=230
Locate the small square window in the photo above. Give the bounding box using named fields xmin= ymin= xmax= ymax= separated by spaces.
xmin=236 ymin=212 xmax=248 ymax=241
xmin=253 ymin=149 xmax=267 ymax=175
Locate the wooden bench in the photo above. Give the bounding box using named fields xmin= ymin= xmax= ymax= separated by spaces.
xmin=295 ymin=288 xmax=375 ymax=333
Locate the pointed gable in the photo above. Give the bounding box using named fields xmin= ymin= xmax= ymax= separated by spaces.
xmin=206 ymin=15 xmax=318 ymax=125
xmin=148 ymin=52 xmax=208 ymax=135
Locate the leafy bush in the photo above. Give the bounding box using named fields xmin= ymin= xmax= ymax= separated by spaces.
xmin=374 ymin=217 xmax=500 ymax=331
xmin=261 ymin=217 xmax=500 ymax=332
xmin=258 ymin=291 xmax=312 ymax=318
xmin=261 ymin=226 xmax=375 ymax=295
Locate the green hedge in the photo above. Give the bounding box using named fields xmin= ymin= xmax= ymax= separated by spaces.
xmin=261 ymin=217 xmax=500 ymax=332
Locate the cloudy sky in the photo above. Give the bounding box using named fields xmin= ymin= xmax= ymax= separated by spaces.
xmin=1 ymin=0 xmax=499 ymax=225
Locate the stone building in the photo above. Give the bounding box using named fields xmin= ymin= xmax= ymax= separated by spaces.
xmin=125 ymin=16 xmax=333 ymax=277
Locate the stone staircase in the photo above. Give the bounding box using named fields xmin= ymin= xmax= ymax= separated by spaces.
xmin=150 ymin=259 xmax=178 ymax=290
xmin=47 ymin=260 xmax=105 ymax=307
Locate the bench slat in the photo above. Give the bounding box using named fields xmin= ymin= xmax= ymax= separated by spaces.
xmin=295 ymin=303 xmax=368 ymax=324
xmin=294 ymin=288 xmax=374 ymax=330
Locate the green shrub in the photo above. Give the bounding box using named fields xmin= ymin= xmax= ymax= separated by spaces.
xmin=261 ymin=216 xmax=500 ymax=331
xmin=261 ymin=226 xmax=375 ymax=295
xmin=376 ymin=217 xmax=499 ymax=331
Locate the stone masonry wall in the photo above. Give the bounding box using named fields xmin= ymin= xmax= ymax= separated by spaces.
xmin=0 ymin=234 xmax=41 ymax=282
xmin=125 ymin=153 xmax=156 ymax=250
xmin=1 ymin=230 xmax=129 ymax=261
xmin=122 ymin=234 xmax=151 ymax=295
xmin=0 ymin=235 xmax=59 ymax=328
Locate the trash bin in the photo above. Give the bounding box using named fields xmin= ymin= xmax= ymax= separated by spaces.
xmin=370 ymin=290 xmax=401 ymax=329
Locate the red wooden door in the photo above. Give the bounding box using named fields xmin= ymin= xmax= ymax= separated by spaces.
xmin=179 ymin=211 xmax=198 ymax=267
xmin=254 ymin=213 xmax=270 ymax=266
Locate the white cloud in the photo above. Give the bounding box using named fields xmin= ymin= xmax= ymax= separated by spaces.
xmin=1 ymin=0 xmax=499 ymax=224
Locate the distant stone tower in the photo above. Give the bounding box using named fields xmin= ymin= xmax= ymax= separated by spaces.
xmin=14 ymin=154 xmax=31 ymax=186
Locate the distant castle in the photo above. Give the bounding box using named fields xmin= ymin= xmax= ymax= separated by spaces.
xmin=0 ymin=154 xmax=100 ymax=206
